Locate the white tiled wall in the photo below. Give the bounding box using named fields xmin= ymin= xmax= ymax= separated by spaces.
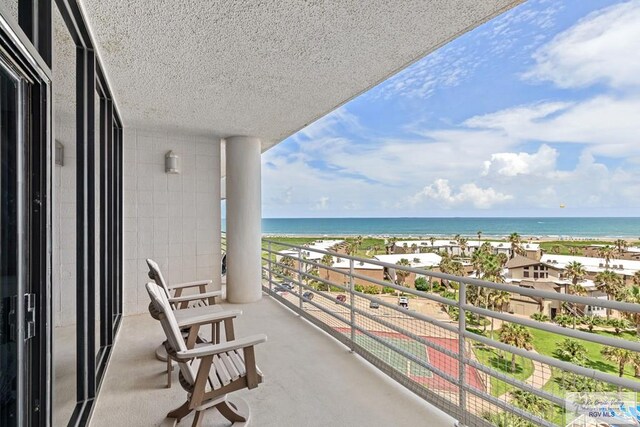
xmin=123 ymin=128 xmax=222 ymax=315
xmin=53 ymin=115 xmax=77 ymax=327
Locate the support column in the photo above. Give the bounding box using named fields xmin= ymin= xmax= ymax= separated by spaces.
xmin=225 ymin=136 xmax=262 ymax=303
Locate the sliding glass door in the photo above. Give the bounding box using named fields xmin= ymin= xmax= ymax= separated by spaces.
xmin=0 ymin=25 xmax=51 ymax=425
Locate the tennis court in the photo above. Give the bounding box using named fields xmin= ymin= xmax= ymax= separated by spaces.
xmin=353 ymin=333 xmax=432 ymax=378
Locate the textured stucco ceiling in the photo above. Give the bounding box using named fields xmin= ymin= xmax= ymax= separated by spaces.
xmin=79 ymin=0 xmax=522 ymax=150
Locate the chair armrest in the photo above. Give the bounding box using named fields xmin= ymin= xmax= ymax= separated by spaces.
xmin=176 ymin=309 xmax=242 ymax=328
xmin=167 ymin=279 xmax=212 ymax=290
xmin=169 ymin=290 xmax=222 ymax=304
xmin=175 ymin=334 xmax=267 ymax=360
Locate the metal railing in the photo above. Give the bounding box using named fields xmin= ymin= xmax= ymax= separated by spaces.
xmin=260 ymin=238 xmax=640 ymax=427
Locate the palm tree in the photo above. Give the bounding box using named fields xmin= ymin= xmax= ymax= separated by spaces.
xmin=477 ymin=230 xmax=482 ymax=242
xmin=613 ymin=239 xmax=628 ymax=256
xmin=595 ymin=270 xmax=625 ymax=305
xmin=633 ymin=271 xmax=640 ymax=286
xmin=508 ymin=232 xmax=522 ymax=259
xmin=410 ymin=243 xmax=418 ymax=254
xmin=499 ymin=323 xmax=533 ymax=373
xmin=320 ymin=254 xmax=334 ymax=280
xmin=565 ymin=261 xmax=586 ymax=294
xmin=551 ymin=245 xmax=561 ymax=254
xmin=458 ymin=237 xmax=468 ymax=257
xmin=496 ymin=253 xmax=508 ymax=268
xmin=601 ymin=346 xmax=633 ymax=377
xmin=569 ymin=246 xmax=580 ymax=256
xmin=429 ymin=236 xmax=436 ymax=246
xmin=631 ymin=352 xmax=640 ymax=378
xmin=488 ymin=290 xmax=510 ymax=339
xmin=554 ymin=339 xmax=587 ymax=365
xmin=510 ymin=390 xmax=551 ymax=418
xmin=624 ymin=285 xmax=640 ymax=336
xmin=395 ymin=258 xmax=411 ymax=287
xmin=597 ymin=246 xmax=615 ymax=268
xmin=280 ymin=256 xmax=296 ymax=278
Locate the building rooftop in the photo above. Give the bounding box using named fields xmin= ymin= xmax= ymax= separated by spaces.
xmin=374 ymin=253 xmax=442 ymax=268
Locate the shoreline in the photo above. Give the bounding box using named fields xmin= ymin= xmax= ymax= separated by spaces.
xmin=260 ymin=233 xmax=638 ymax=242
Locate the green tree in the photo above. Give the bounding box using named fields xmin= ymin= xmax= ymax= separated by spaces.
xmin=458 ymin=237 xmax=468 ymax=257
xmin=510 ymin=390 xmax=551 ymax=418
xmin=565 ymin=261 xmax=586 ymax=291
xmin=488 ymin=290 xmax=511 ymax=338
xmin=395 ymin=258 xmax=411 ymax=287
xmin=580 ymin=315 xmax=602 ymax=332
xmin=607 ymin=318 xmax=630 ymax=335
xmin=601 ymin=346 xmax=633 ymax=377
xmin=595 ymin=270 xmax=625 ymax=306
xmin=320 ymin=253 xmax=334 ymax=280
xmin=624 ymin=285 xmax=640 ymax=336
xmin=414 ymin=276 xmax=429 ymax=292
xmin=508 ymin=232 xmax=523 ymax=259
xmin=554 ymin=339 xmax=587 ymax=365
xmin=633 ymin=271 xmax=640 ymax=286
xmin=554 ymin=314 xmax=573 ymax=328
xmin=477 ymin=230 xmax=482 ymax=242
xmin=597 ymin=246 xmax=616 ymax=268
xmin=483 ymin=412 xmax=534 ymax=427
xmin=613 ymin=239 xmax=628 ymax=256
xmin=499 ymin=323 xmax=533 ymax=373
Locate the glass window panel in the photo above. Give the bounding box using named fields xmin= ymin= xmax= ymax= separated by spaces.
xmin=52 ymin=4 xmax=77 ymax=425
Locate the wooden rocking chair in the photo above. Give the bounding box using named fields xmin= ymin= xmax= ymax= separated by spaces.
xmin=146 ymin=282 xmax=266 ymax=426
xmin=146 ymin=258 xmax=241 ymax=386
xmin=147 ymin=258 xmax=222 ymax=309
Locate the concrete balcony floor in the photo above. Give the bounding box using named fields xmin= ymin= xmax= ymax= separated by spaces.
xmin=90 ymin=296 xmax=455 ymax=426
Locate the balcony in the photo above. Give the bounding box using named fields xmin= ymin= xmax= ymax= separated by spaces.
xmin=90 ymin=294 xmax=454 ymax=426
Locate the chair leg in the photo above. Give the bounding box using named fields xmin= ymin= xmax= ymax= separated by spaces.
xmin=216 ymin=397 xmax=250 ymax=423
xmin=167 ymin=400 xmax=192 ymax=422
xmin=191 ymin=410 xmax=205 ymax=427
xmin=166 ymin=357 xmax=173 ymax=388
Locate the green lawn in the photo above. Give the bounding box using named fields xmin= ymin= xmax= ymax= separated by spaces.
xmin=528 ymin=327 xmax=639 ymax=381
xmin=472 ymin=343 xmax=535 ymax=397
xmin=538 ymin=239 xmax=640 ymax=255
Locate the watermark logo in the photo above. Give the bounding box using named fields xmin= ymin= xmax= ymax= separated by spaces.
xmin=565 ymin=392 xmax=639 ymax=426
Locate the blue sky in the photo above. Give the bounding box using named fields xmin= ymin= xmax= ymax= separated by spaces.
xmin=262 ymin=0 xmax=640 ymax=218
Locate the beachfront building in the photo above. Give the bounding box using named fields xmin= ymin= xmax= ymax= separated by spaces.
xmin=541 ymin=254 xmax=640 ymax=286
xmin=393 ymin=239 xmax=541 ymax=259
xmin=583 ymin=244 xmax=640 ymax=261
xmin=374 ymin=253 xmax=443 ymax=287
xmin=502 ymin=253 xmax=635 ymax=318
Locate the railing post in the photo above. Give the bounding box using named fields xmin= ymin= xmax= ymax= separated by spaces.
xmin=349 ymin=258 xmax=355 ymax=352
xmin=268 ymin=241 xmax=273 ymax=293
xmin=298 ymin=248 xmax=303 ymax=311
xmin=458 ymin=281 xmax=467 ymax=426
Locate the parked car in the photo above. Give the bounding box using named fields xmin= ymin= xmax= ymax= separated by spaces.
xmin=335 ymin=294 xmax=347 ymax=303
xmin=369 ymin=301 xmax=380 ymax=309
xmin=280 ymin=282 xmax=294 ymax=291
xmin=303 ymin=291 xmax=314 ymax=301
xmin=398 ymin=296 xmax=409 ymax=309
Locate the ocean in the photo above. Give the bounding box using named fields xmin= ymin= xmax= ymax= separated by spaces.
xmin=253 ymin=217 xmax=640 ymax=238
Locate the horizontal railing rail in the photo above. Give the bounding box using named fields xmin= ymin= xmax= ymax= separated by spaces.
xmin=259 ymin=238 xmax=640 ymax=427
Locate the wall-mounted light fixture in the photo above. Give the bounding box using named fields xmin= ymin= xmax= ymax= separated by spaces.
xmin=55 ymin=140 xmax=64 ymax=166
xmin=165 ymin=150 xmax=179 ymax=174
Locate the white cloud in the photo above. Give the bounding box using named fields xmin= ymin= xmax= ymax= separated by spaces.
xmin=482 ymin=144 xmax=558 ymax=177
xmin=410 ymin=179 xmax=512 ymax=209
xmin=525 ymin=1 xmax=640 ymax=89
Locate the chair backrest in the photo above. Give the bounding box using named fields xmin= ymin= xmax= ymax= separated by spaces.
xmin=145 ymin=282 xmax=198 ymax=385
xmin=146 ymin=258 xmax=171 ymax=298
